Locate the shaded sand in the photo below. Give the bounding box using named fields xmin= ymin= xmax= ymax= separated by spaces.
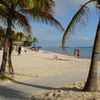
xmin=32 ymin=78 xmax=100 ymax=100
xmin=0 ymin=49 xmax=100 ymax=100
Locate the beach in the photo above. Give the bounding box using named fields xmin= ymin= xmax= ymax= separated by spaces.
xmin=32 ymin=78 xmax=100 ymax=100
xmin=0 ymin=48 xmax=100 ymax=100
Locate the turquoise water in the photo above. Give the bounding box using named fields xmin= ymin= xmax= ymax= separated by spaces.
xmin=43 ymin=47 xmax=93 ymax=58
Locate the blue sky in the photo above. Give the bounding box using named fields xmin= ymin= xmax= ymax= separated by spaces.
xmin=0 ymin=0 xmax=99 ymax=47
xmin=30 ymin=0 xmax=99 ymax=47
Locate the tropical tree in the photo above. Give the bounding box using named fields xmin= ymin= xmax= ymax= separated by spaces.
xmin=0 ymin=26 xmax=6 ymax=46
xmin=62 ymin=0 xmax=100 ymax=92
xmin=7 ymin=30 xmax=15 ymax=75
xmin=23 ymin=34 xmax=33 ymax=46
xmin=0 ymin=27 xmax=14 ymax=75
xmin=0 ymin=28 xmax=25 ymax=75
xmin=14 ymin=32 xmax=26 ymax=42
xmin=0 ymin=0 xmax=64 ymax=77
xmin=32 ymin=37 xmax=38 ymax=46
xmin=8 ymin=31 xmax=26 ymax=75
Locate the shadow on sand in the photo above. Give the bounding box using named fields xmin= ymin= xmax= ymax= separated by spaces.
xmin=9 ymin=78 xmax=57 ymax=90
xmin=0 ymin=85 xmax=30 ymax=100
xmin=9 ymin=78 xmax=83 ymax=92
xmin=0 ymin=78 xmax=83 ymax=100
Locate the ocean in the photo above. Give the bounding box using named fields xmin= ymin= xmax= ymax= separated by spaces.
xmin=43 ymin=47 xmax=93 ymax=58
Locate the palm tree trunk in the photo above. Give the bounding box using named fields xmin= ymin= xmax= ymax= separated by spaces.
xmin=0 ymin=17 xmax=12 ymax=77
xmin=0 ymin=38 xmax=8 ymax=76
xmin=83 ymin=18 xmax=100 ymax=92
xmin=8 ymin=39 xmax=14 ymax=75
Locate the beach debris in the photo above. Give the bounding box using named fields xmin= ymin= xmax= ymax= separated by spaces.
xmin=73 ymin=81 xmax=84 ymax=89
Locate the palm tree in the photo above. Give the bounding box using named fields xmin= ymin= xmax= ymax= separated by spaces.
xmin=0 ymin=0 xmax=64 ymax=77
xmin=14 ymin=32 xmax=26 ymax=42
xmin=62 ymin=0 xmax=100 ymax=92
xmin=0 ymin=27 xmax=25 ymax=75
xmin=0 ymin=0 xmax=31 ymax=76
xmin=23 ymin=35 xmax=33 ymax=46
xmin=0 ymin=26 xmax=6 ymax=46
xmin=7 ymin=31 xmax=26 ymax=75
xmin=0 ymin=27 xmax=14 ymax=75
xmin=7 ymin=30 xmax=15 ymax=75
xmin=32 ymin=37 xmax=38 ymax=46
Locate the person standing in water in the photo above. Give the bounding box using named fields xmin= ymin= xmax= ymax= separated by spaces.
xmin=77 ymin=49 xmax=80 ymax=58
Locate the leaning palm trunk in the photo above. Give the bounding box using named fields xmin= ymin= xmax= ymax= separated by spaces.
xmin=8 ymin=39 xmax=14 ymax=75
xmin=83 ymin=18 xmax=100 ymax=92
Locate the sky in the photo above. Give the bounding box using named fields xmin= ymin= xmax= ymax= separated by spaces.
xmin=29 ymin=0 xmax=99 ymax=47
xmin=0 ymin=0 xmax=99 ymax=47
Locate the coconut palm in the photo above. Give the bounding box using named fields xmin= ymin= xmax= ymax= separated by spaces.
xmin=23 ymin=35 xmax=33 ymax=46
xmin=0 ymin=0 xmax=64 ymax=76
xmin=14 ymin=32 xmax=26 ymax=42
xmin=62 ymin=0 xmax=100 ymax=92
xmin=0 ymin=0 xmax=31 ymax=77
xmin=8 ymin=31 xmax=26 ymax=75
xmin=32 ymin=37 xmax=38 ymax=46
xmin=7 ymin=30 xmax=15 ymax=75
xmin=0 ymin=27 xmax=14 ymax=75
xmin=0 ymin=27 xmax=25 ymax=75
xmin=0 ymin=26 xmax=6 ymax=46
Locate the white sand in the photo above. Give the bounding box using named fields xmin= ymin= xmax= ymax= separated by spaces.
xmin=32 ymin=78 xmax=100 ymax=100
xmin=0 ymin=48 xmax=100 ymax=100
xmin=0 ymin=49 xmax=91 ymax=82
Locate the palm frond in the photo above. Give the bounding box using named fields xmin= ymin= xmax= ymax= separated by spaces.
xmin=20 ymin=0 xmax=55 ymax=16
xmin=40 ymin=0 xmax=55 ymax=14
xmin=0 ymin=2 xmax=8 ymax=18
xmin=21 ymin=8 xmax=64 ymax=32
xmin=96 ymin=0 xmax=100 ymax=9
xmin=38 ymin=11 xmax=64 ymax=32
xmin=62 ymin=2 xmax=91 ymax=48
xmin=97 ymin=0 xmax=100 ymax=5
xmin=13 ymin=32 xmax=26 ymax=41
xmin=0 ymin=26 xmax=5 ymax=34
xmin=29 ymin=0 xmax=55 ymax=14
xmin=0 ymin=0 xmax=8 ymax=8
xmin=0 ymin=26 xmax=6 ymax=38
xmin=15 ymin=12 xmax=31 ymax=33
xmin=0 ymin=2 xmax=8 ymax=23
xmin=16 ymin=0 xmax=30 ymax=8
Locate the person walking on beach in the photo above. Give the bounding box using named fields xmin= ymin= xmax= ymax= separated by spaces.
xmin=18 ymin=45 xmax=22 ymax=55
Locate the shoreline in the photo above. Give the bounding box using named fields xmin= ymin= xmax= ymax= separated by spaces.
xmin=41 ymin=49 xmax=91 ymax=60
xmin=42 ymin=47 xmax=92 ymax=59
xmin=41 ymin=48 xmax=91 ymax=58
